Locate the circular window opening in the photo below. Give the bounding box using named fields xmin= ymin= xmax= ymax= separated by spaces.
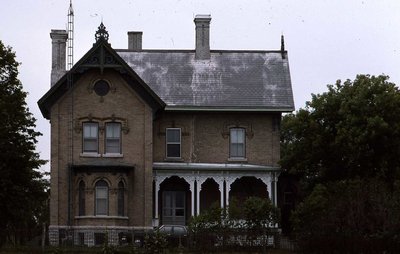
xmin=93 ymin=80 xmax=110 ymax=96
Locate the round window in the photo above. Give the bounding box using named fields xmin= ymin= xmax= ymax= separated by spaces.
xmin=93 ymin=80 xmax=110 ymax=96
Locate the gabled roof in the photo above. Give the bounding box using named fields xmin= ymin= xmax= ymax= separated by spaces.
xmin=38 ymin=37 xmax=165 ymax=119
xmin=117 ymin=49 xmax=295 ymax=112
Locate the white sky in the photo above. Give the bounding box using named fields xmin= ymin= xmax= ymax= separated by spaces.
xmin=1 ymin=0 xmax=400 ymax=173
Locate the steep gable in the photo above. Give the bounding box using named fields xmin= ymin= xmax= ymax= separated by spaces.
xmin=38 ymin=29 xmax=165 ymax=119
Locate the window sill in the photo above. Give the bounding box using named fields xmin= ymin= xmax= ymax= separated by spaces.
xmin=228 ymin=157 xmax=248 ymax=162
xmin=164 ymin=157 xmax=184 ymax=162
xmin=80 ymin=153 xmax=101 ymax=158
xmin=103 ymin=153 xmax=123 ymax=158
xmin=75 ymin=215 xmax=129 ymax=220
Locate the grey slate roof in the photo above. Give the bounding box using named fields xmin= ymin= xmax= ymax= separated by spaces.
xmin=116 ymin=50 xmax=294 ymax=111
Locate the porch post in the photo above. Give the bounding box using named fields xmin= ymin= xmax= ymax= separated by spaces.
xmin=273 ymin=179 xmax=277 ymax=206
xmin=224 ymin=177 xmax=235 ymax=208
xmin=219 ymin=180 xmax=224 ymax=209
xmin=268 ymin=179 xmax=273 ymax=202
xmin=196 ymin=182 xmax=200 ymax=215
xmin=155 ymin=183 xmax=160 ymax=219
xmin=189 ymin=180 xmax=195 ymax=217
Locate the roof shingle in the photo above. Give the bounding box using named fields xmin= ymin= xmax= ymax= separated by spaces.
xmin=117 ymin=50 xmax=294 ymax=111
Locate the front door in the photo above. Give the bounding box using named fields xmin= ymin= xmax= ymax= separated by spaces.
xmin=162 ymin=191 xmax=185 ymax=225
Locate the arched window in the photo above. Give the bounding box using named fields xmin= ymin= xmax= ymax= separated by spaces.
xmin=118 ymin=181 xmax=125 ymax=216
xmin=95 ymin=180 xmax=108 ymax=216
xmin=78 ymin=180 xmax=86 ymax=216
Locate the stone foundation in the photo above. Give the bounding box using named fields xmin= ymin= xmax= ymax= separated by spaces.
xmin=49 ymin=225 xmax=151 ymax=247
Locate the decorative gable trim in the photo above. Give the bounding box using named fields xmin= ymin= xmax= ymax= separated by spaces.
xmin=38 ymin=27 xmax=165 ymax=120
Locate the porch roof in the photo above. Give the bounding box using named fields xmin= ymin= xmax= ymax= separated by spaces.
xmin=153 ymin=162 xmax=280 ymax=172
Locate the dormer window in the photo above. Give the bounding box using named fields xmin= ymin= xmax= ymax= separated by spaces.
xmin=83 ymin=122 xmax=99 ymax=153
xmin=166 ymin=128 xmax=181 ymax=158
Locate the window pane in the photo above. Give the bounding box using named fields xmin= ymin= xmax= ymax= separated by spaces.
xmin=84 ymin=139 xmax=97 ymax=152
xmin=164 ymin=192 xmax=172 ymax=208
xmin=167 ymin=144 xmax=180 ymax=158
xmin=167 ymin=129 xmax=180 ymax=142
xmin=175 ymin=208 xmax=184 ymax=216
xmin=106 ymin=123 xmax=121 ymax=138
xmin=236 ymin=143 xmax=244 ymax=157
xmin=106 ymin=139 xmax=120 ymax=153
xmin=231 ymin=129 xmax=238 ymax=143
xmin=96 ymin=199 xmax=107 ymax=215
xmin=236 ymin=129 xmax=244 ymax=142
xmin=96 ymin=187 xmax=107 ymax=199
xmin=175 ymin=192 xmax=184 ymax=207
xmin=84 ymin=123 xmax=98 ymax=138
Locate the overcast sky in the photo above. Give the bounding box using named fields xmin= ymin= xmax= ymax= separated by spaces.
xmin=1 ymin=0 xmax=400 ymax=173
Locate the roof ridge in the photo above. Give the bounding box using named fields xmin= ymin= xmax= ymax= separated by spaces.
xmin=115 ymin=49 xmax=286 ymax=54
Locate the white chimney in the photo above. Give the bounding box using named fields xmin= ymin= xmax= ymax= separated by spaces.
xmin=50 ymin=30 xmax=68 ymax=87
xmin=194 ymin=14 xmax=211 ymax=60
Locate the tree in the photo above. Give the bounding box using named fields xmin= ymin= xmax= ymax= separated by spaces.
xmin=281 ymin=74 xmax=400 ymax=252
xmin=291 ymin=179 xmax=400 ymax=252
xmin=0 ymin=40 xmax=47 ymax=246
xmin=281 ymin=74 xmax=400 ymax=189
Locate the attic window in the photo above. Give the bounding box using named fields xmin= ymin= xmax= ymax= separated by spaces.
xmin=94 ymin=80 xmax=110 ymax=96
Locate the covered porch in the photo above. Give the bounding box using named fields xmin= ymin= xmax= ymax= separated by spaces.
xmin=152 ymin=162 xmax=280 ymax=226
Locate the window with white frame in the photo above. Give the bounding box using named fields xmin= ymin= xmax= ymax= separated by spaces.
xmin=105 ymin=122 xmax=121 ymax=154
xmin=166 ymin=128 xmax=181 ymax=158
xmin=83 ymin=122 xmax=99 ymax=153
xmin=230 ymin=128 xmax=245 ymax=158
xmin=95 ymin=180 xmax=108 ymax=216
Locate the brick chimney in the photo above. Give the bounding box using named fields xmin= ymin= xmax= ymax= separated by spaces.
xmin=128 ymin=31 xmax=142 ymax=50
xmin=50 ymin=30 xmax=68 ymax=87
xmin=194 ymin=14 xmax=211 ymax=60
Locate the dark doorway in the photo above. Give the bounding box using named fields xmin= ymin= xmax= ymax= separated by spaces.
xmin=159 ymin=176 xmax=190 ymax=225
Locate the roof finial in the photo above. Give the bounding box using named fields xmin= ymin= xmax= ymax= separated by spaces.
xmin=95 ymin=22 xmax=109 ymax=42
xmin=281 ymin=34 xmax=285 ymax=52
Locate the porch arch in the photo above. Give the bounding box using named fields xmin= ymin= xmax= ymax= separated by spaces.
xmin=229 ymin=176 xmax=268 ymax=205
xmin=199 ymin=178 xmax=221 ymax=214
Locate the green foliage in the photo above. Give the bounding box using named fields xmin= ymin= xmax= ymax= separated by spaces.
xmin=0 ymin=40 xmax=48 ymax=246
xmin=143 ymin=229 xmax=167 ymax=254
xmin=281 ymin=74 xmax=400 ymax=251
xmin=242 ymin=197 xmax=279 ymax=230
xmin=189 ymin=202 xmax=225 ymax=234
xmin=292 ymin=179 xmax=400 ymax=252
xmin=281 ymin=74 xmax=400 ymax=189
xmin=101 ymin=232 xmax=116 ymax=254
xmin=189 ymin=198 xmax=279 ymax=251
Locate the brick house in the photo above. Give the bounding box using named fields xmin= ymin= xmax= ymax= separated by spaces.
xmin=38 ymin=15 xmax=294 ymax=246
